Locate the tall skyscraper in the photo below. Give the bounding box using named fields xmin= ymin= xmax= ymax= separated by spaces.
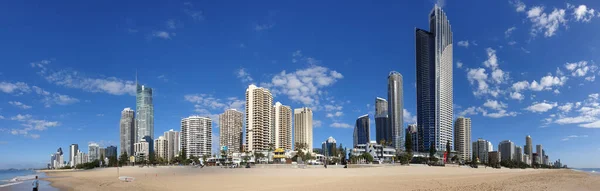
xmin=88 ymin=143 xmax=99 ymax=162
xmin=472 ymin=138 xmax=490 ymax=164
xmin=387 ymin=72 xmax=404 ymax=150
xmin=375 ymin=97 xmax=391 ymax=144
xmin=136 ymin=80 xmax=154 ymax=151
xmin=181 ymin=116 xmax=212 ymax=158
xmin=120 ymin=107 xmax=135 ymax=156
xmin=294 ymin=107 xmax=313 ymax=152
xmin=536 ymin=144 xmax=543 ymax=163
xmin=454 ymin=117 xmax=471 ymax=161
xmin=322 ymin=136 xmax=337 ymax=157
xmin=154 ymin=136 xmax=168 ymax=160
xmin=245 ymin=84 xmax=273 ymax=152
xmin=69 ymin=144 xmax=78 ymax=167
xmin=525 ymin=135 xmax=532 ymax=162
xmin=408 ymin=124 xmax=418 ymax=152
xmin=498 ymin=140 xmax=515 ymax=162
xmin=353 ymin=114 xmax=370 ymax=147
xmin=272 ymin=102 xmax=292 ymax=150
xmin=416 ymin=4 xmax=453 ymax=152
xmin=106 ymin=146 xmax=117 ymax=158
xmin=515 ymin=146 xmax=523 ymax=163
xmin=219 ymin=109 xmax=243 ymax=153
xmin=164 ymin=129 xmax=180 ymax=161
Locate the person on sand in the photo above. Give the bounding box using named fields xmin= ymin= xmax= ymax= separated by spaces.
xmin=32 ymin=176 xmax=39 ymax=191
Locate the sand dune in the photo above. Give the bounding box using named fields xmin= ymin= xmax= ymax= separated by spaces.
xmin=43 ymin=165 xmax=600 ymax=191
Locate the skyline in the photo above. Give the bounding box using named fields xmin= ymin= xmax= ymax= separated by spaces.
xmin=1 ymin=0 xmax=600 ymax=168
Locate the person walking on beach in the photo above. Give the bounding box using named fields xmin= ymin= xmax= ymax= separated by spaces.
xmin=32 ymin=176 xmax=39 ymax=191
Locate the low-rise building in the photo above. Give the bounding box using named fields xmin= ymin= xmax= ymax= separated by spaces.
xmin=350 ymin=141 xmax=396 ymax=163
xmin=488 ymin=151 xmax=500 ymax=165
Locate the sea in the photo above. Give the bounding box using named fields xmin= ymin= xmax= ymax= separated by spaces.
xmin=574 ymin=168 xmax=600 ymax=175
xmin=0 ymin=169 xmax=58 ymax=190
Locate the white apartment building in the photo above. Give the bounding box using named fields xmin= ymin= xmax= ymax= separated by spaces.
xmin=181 ymin=116 xmax=212 ymax=158
xmin=154 ymin=136 xmax=168 ymax=160
xmin=220 ymin=109 xmax=243 ymax=153
xmin=134 ymin=139 xmax=150 ymax=160
xmin=245 ymin=84 xmax=273 ymax=152
xmin=88 ymin=143 xmax=100 ymax=162
xmin=294 ymin=107 xmax=313 ymax=153
xmin=164 ymin=129 xmax=180 ymax=162
xmin=272 ymin=102 xmax=292 ymax=150
xmin=453 ymin=117 xmax=471 ymax=161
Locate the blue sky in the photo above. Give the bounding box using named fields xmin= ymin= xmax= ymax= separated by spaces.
xmin=1 ymin=0 xmax=600 ymax=169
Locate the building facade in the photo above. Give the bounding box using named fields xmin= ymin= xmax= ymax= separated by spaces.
xmin=472 ymin=138 xmax=491 ymax=164
xmin=120 ymin=107 xmax=135 ymax=156
xmin=408 ymin=124 xmax=418 ymax=152
xmin=134 ymin=139 xmax=150 ymax=160
xmin=454 ymin=117 xmax=471 ymax=161
xmin=245 ymin=84 xmax=273 ymax=152
xmin=69 ymin=144 xmax=78 ymax=167
xmin=354 ymin=114 xmax=370 ymax=147
xmin=416 ymin=4 xmax=453 ymax=152
xmin=498 ymin=140 xmax=515 ymax=162
xmin=387 ymin=72 xmax=404 ymax=150
xmin=488 ymin=151 xmax=500 ymax=165
xmin=322 ymin=136 xmax=337 ymax=157
xmin=272 ymin=102 xmax=292 ymax=150
xmin=154 ymin=136 xmax=168 ymax=160
xmin=106 ymin=146 xmax=117 ymax=158
xmin=536 ymin=144 xmax=543 ymax=164
xmin=375 ymin=97 xmax=391 ymax=144
xmin=525 ymin=135 xmax=532 ymax=162
xmin=164 ymin=129 xmax=180 ymax=162
xmin=515 ymin=146 xmax=523 ymax=163
xmin=136 ymin=83 xmax=154 ymax=152
xmin=350 ymin=141 xmax=396 ymax=163
xmin=294 ymin=107 xmax=313 ymax=152
xmin=219 ymin=109 xmax=243 ymax=154
xmin=88 ymin=143 xmax=100 ymax=162
xmin=181 ymin=116 xmax=212 ymax=158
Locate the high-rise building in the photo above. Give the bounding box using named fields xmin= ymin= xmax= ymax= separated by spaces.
xmin=136 ymin=80 xmax=154 ymax=152
xmin=408 ymin=124 xmax=418 ymax=152
xmin=120 ymin=107 xmax=135 ymax=156
xmin=416 ymin=4 xmax=453 ymax=152
xmin=294 ymin=107 xmax=313 ymax=152
xmin=106 ymin=146 xmax=117 ymax=158
xmin=542 ymin=149 xmax=547 ymax=165
xmin=134 ymin=139 xmax=150 ymax=160
xmin=88 ymin=143 xmax=100 ymax=162
xmin=164 ymin=129 xmax=180 ymax=162
xmin=181 ymin=116 xmax=212 ymax=158
xmin=272 ymin=102 xmax=292 ymax=150
xmin=375 ymin=97 xmax=391 ymax=144
xmin=69 ymin=144 xmax=78 ymax=167
xmin=353 ymin=114 xmax=370 ymax=147
xmin=515 ymin=146 xmax=523 ymax=163
xmin=387 ymin=72 xmax=404 ymax=150
xmin=99 ymin=148 xmax=106 ymax=159
xmin=488 ymin=142 xmax=494 ymax=152
xmin=322 ymin=136 xmax=337 ymax=157
xmin=525 ymin=135 xmax=533 ymax=162
xmin=154 ymin=136 xmax=168 ymax=160
xmin=536 ymin=144 xmax=543 ymax=164
xmin=245 ymin=84 xmax=273 ymax=152
xmin=454 ymin=117 xmax=471 ymax=161
xmin=498 ymin=140 xmax=515 ymax=162
xmin=219 ymin=109 xmax=243 ymax=154
xmin=472 ymin=138 xmax=491 ymax=164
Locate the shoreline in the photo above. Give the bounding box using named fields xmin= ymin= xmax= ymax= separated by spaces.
xmin=42 ymin=165 xmax=600 ymax=191
xmin=1 ymin=172 xmax=59 ymax=191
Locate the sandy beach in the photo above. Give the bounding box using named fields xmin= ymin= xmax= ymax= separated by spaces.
xmin=42 ymin=165 xmax=600 ymax=191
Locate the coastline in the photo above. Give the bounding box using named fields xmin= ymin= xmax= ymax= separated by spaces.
xmin=42 ymin=165 xmax=600 ymax=191
xmin=1 ymin=172 xmax=59 ymax=191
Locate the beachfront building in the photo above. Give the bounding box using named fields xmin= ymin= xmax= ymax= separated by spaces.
xmin=488 ymin=151 xmax=500 ymax=165
xmin=181 ymin=116 xmax=212 ymax=158
xmin=523 ymin=154 xmax=531 ymax=166
xmin=353 ymin=114 xmax=370 ymax=147
xmin=294 ymin=107 xmax=313 ymax=153
xmin=453 ymin=117 xmax=471 ymax=161
xmin=525 ymin=135 xmax=533 ymax=163
xmin=272 ymin=102 xmax=292 ymax=150
xmin=69 ymin=144 xmax=78 ymax=167
xmin=154 ymin=136 xmax=168 ymax=160
xmin=106 ymin=146 xmax=117 ymax=158
xmin=134 ymin=139 xmax=150 ymax=161
xmin=350 ymin=141 xmax=396 ymax=163
xmin=498 ymin=140 xmax=515 ymax=162
xmin=50 ymin=147 xmax=64 ymax=169
xmin=88 ymin=143 xmax=100 ymax=162
xmin=408 ymin=124 xmax=418 ymax=152
xmin=120 ymin=107 xmax=135 ymax=156
xmin=73 ymin=150 xmax=88 ymax=166
xmin=164 ymin=129 xmax=180 ymax=162
xmin=416 ymin=4 xmax=454 ymax=153
xmin=515 ymin=146 xmax=523 ymax=163
xmin=536 ymin=145 xmax=543 ymax=161
xmin=375 ymin=97 xmax=390 ymax=145
xmin=219 ymin=109 xmax=243 ymax=154
xmin=322 ymin=136 xmax=337 ymax=157
xmin=246 ymin=84 xmax=273 ymax=152
xmin=388 ymin=72 xmax=404 ymax=150
xmin=136 ymin=81 xmax=154 ymax=153
xmin=472 ymin=138 xmax=491 ymax=164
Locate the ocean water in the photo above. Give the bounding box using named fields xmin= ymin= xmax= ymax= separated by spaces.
xmin=575 ymin=168 xmax=600 ymax=175
xmin=0 ymin=169 xmax=38 ymax=187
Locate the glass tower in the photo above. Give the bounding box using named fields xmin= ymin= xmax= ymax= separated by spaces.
xmin=353 ymin=114 xmax=370 ymax=146
xmin=387 ymin=72 xmax=404 ymax=150
xmin=375 ymin=97 xmax=391 ymax=145
xmin=136 ymin=83 xmax=154 ymax=152
xmin=416 ymin=4 xmax=453 ymax=152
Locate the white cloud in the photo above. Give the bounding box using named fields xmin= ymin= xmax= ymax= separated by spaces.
xmin=491 ymin=69 xmax=507 ymax=84
xmin=510 ymin=0 xmax=527 ymax=12
xmin=157 ymin=75 xmax=168 ymax=82
xmin=457 ymin=40 xmax=470 ymax=48
xmin=327 ymin=111 xmax=343 ymax=118
xmin=9 ymin=114 xmax=59 ymax=139
xmin=526 ymin=6 xmax=567 ymax=37
xmin=483 ymin=109 xmax=518 ymax=118
xmin=508 ymin=41 xmax=517 ymax=45
xmin=0 ymin=115 xmax=4 ymax=120
xmin=29 ymin=86 xmax=79 ymax=107
xmin=529 ymin=75 xmax=567 ymax=91
xmin=558 ymin=102 xmax=574 ymax=112
xmin=184 ymin=94 xmax=244 ymax=112
xmin=564 ymin=61 xmax=597 ymax=78
xmin=521 ymin=47 xmax=531 ymax=54
xmin=166 ymin=19 xmax=177 ymax=29
xmin=483 ymin=48 xmax=498 ymax=69
xmin=525 ymin=101 xmax=558 ymax=113
xmin=483 ymin=100 xmax=507 ymax=110
xmin=313 ymin=120 xmax=322 ymax=128
xmin=553 ymin=89 xmax=560 ymax=94
xmin=585 ymin=75 xmax=595 ymax=82
xmin=152 ymin=31 xmax=173 ymax=39
xmin=236 ymin=68 xmax=253 ymax=83
xmin=8 ymin=101 xmax=32 ymax=109
xmin=561 ymin=134 xmax=589 ymax=141
xmin=96 ymin=114 xmax=104 ymax=117
xmin=183 ymin=2 xmax=204 ymax=21
xmin=403 ymin=109 xmax=416 ymax=124
xmin=555 ymin=116 xmax=596 ymax=124
xmin=330 ymin=122 xmax=352 ymax=128
xmin=512 ymin=81 xmax=530 ymax=91
xmin=0 ymin=81 xmax=31 ymax=95
xmin=458 ymin=106 xmax=478 ymax=117
xmin=324 ymin=104 xmax=343 ymax=111
xmin=505 ymin=27 xmax=517 ymax=38
xmin=572 ymin=4 xmax=596 ymax=22
xmin=263 ymin=65 xmax=343 ymax=106
xmin=456 ymin=61 xmax=463 ymax=68
xmin=254 ymin=24 xmax=274 ymax=31
xmin=580 ymin=121 xmax=600 ymax=128
xmin=467 ymin=68 xmax=488 ymax=91
xmin=510 ymin=92 xmax=524 ymax=100
xmin=590 ymin=93 xmax=600 ymax=100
